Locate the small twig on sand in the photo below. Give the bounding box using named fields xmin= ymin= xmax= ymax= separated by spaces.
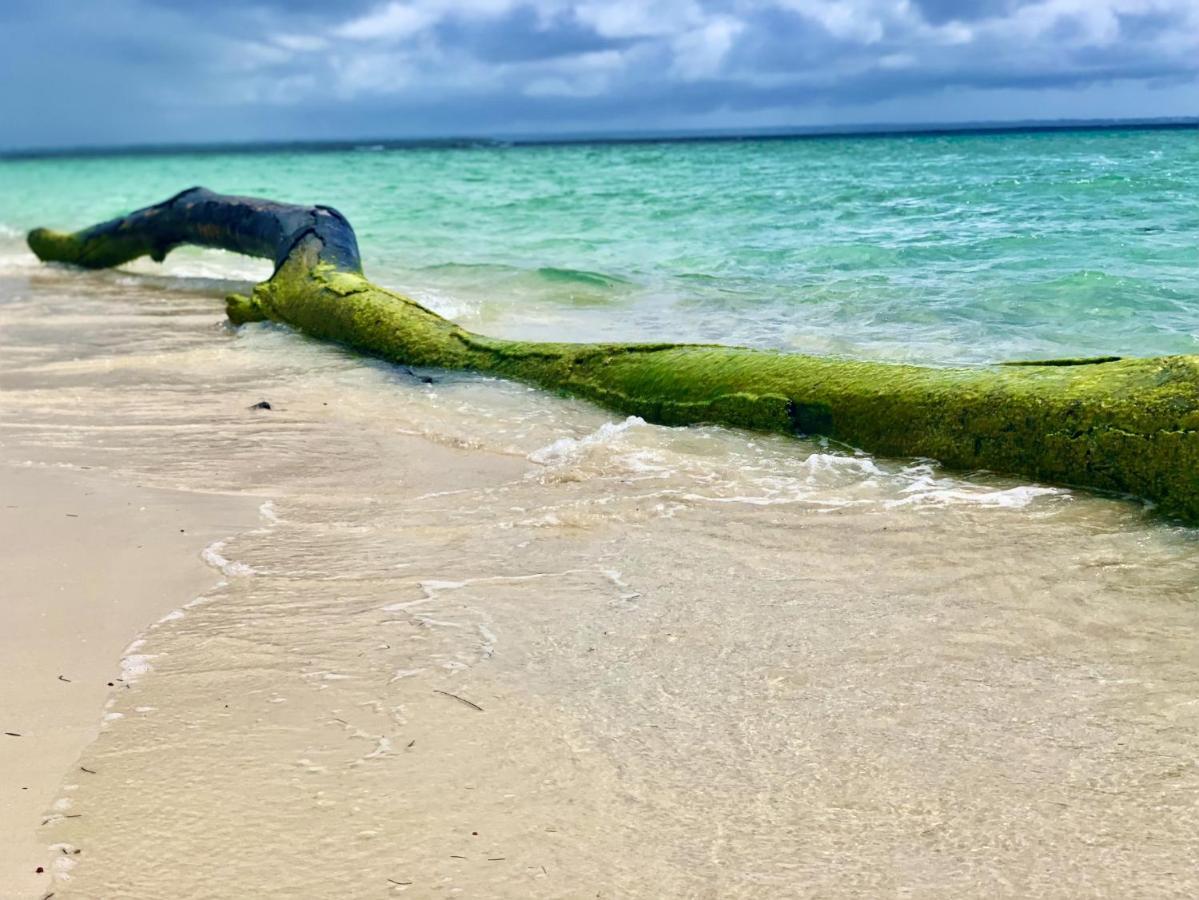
xmin=4 ymin=732 xmax=20 ymax=737
xmin=79 ymin=767 xmax=97 ymax=775
xmin=433 ymin=690 xmax=483 ymax=712
xmin=58 ymin=675 xmax=71 ymax=683
xmin=387 ymin=879 xmax=412 ymax=886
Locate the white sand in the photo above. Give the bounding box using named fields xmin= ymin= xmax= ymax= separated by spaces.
xmin=0 ymin=461 xmax=257 ymax=898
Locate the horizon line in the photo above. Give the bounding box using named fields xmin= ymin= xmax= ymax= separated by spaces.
xmin=3 ymin=115 xmax=1198 ymax=161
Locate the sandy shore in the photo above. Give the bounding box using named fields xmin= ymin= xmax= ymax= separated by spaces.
xmin=0 ymin=460 xmax=257 ymax=899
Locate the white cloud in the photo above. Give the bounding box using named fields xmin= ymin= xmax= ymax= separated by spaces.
xmin=877 ymin=52 xmax=915 ymax=70
xmin=329 ymin=51 xmax=416 ymax=95
xmin=525 ymin=74 xmax=606 ymax=96
xmin=273 ymin=34 xmax=330 ymax=53
xmin=334 ymin=2 xmax=436 ymax=41
xmin=772 ymin=0 xmax=891 ymax=44
xmin=671 ymin=16 xmax=744 ymax=80
xmin=574 ymin=0 xmax=704 ymax=38
xmin=334 ymin=0 xmax=534 ymax=42
xmin=985 ymin=0 xmax=1199 ymax=48
xmin=241 ymin=0 xmax=1199 ymax=112
xmin=523 ymin=46 xmax=632 ymax=96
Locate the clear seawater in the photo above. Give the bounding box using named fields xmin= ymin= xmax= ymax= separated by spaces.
xmin=3 ymin=127 xmax=1198 ymax=365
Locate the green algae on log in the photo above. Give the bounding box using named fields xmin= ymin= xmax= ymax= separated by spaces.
xmin=28 ymin=188 xmax=1199 ymax=522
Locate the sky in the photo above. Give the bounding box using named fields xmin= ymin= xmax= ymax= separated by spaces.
xmin=1 ymin=0 xmax=1198 ymax=150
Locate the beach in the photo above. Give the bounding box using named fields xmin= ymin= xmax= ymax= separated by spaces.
xmin=0 ymin=464 xmax=257 ymax=897
xmin=2 ymin=132 xmax=1199 ymax=897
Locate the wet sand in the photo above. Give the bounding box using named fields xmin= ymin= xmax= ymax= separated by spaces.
xmin=0 ymin=462 xmax=257 ymax=898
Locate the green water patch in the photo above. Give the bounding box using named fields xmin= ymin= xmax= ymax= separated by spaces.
xmin=535 ymin=266 xmax=631 ymax=289
xmin=412 ymin=260 xmax=636 ymax=312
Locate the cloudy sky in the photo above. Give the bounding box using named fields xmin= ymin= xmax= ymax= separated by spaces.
xmin=2 ymin=0 xmax=1197 ymax=150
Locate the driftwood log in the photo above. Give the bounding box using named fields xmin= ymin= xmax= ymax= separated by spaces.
xmin=28 ymin=187 xmax=1199 ymax=522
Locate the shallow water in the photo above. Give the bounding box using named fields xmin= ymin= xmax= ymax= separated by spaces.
xmin=2 ymin=132 xmax=1199 ymax=896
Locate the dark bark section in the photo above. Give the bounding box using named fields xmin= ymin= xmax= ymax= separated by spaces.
xmin=26 ymin=187 xmax=361 ymax=274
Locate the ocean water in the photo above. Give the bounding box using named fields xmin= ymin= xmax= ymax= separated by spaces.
xmin=3 ymin=129 xmax=1199 ymax=897
xmin=4 ymin=128 xmax=1199 ymax=363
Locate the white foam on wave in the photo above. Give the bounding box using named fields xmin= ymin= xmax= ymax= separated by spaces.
xmin=603 ymin=569 xmax=641 ymax=603
xmin=119 ymin=638 xmax=157 ymax=684
xmin=420 ymin=579 xmax=468 ymax=591
xmin=886 ymin=464 xmax=1065 ymax=509
xmin=49 ymin=843 xmax=79 ymax=879
xmin=800 ymin=452 xmax=885 ymax=480
xmin=529 ymin=416 xmax=647 ymax=466
xmin=672 ymin=451 xmax=884 ymax=508
xmin=120 ymin=655 xmax=155 ymax=681
xmin=382 ymin=579 xmax=465 ymax=612
xmin=0 ymin=236 xmax=39 ymax=275
xmin=120 ymin=247 xmax=271 ymax=282
xmin=407 ymin=286 xmax=483 ymax=323
xmin=201 ymin=540 xmax=255 ymax=576
xmin=889 ymin=481 xmax=1063 ymax=509
xmin=363 ymin=736 xmax=393 ymax=760
xmin=526 ymin=412 xmax=1067 ymax=516
xmin=478 ymin=623 xmax=498 ymax=658
xmin=258 ymin=500 xmax=280 ymax=523
xmin=382 ymin=597 xmax=433 ymax=611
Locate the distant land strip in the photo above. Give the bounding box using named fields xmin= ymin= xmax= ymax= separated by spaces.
xmin=3 ymin=117 xmax=1198 ymax=161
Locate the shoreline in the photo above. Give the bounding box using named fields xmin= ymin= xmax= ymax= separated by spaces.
xmin=0 ymin=459 xmax=258 ymax=899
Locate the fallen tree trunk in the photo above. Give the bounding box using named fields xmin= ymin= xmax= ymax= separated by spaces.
xmin=28 ymin=188 xmax=1199 ymax=522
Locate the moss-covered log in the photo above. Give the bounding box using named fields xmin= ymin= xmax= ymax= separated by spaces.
xmin=28 ymin=188 xmax=1199 ymax=522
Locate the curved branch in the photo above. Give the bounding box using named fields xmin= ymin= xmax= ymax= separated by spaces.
xmin=28 ymin=189 xmax=1199 ymax=523
xmin=27 ymin=187 xmax=361 ymax=273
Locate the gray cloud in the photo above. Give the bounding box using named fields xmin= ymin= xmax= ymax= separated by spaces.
xmin=2 ymin=0 xmax=1197 ymax=150
xmin=911 ymin=0 xmax=1026 ymax=25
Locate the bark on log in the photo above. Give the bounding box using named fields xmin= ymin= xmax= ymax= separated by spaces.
xmin=28 ymin=188 xmax=1199 ymax=523
xmin=28 ymin=187 xmax=360 ymax=273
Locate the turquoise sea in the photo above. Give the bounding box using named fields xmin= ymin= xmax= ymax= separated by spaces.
xmin=3 ymin=127 xmax=1198 ymax=365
